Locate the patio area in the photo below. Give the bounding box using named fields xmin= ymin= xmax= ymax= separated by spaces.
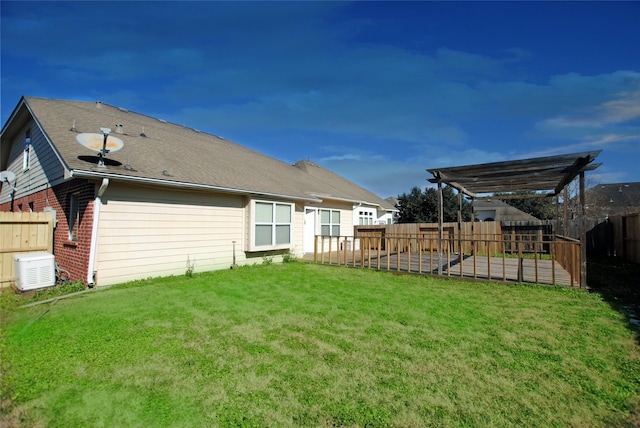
xmin=304 ymin=228 xmax=581 ymax=287
xmin=304 ymin=245 xmax=576 ymax=287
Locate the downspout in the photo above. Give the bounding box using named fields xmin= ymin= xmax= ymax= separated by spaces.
xmin=87 ymin=178 xmax=109 ymax=286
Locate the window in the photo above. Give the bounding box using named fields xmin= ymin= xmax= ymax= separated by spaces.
xmin=69 ymin=193 xmax=80 ymax=241
xmin=320 ymin=209 xmax=340 ymax=236
xmin=252 ymin=200 xmax=292 ymax=249
xmin=358 ymin=210 xmax=374 ymax=225
xmin=23 ymin=129 xmax=31 ymax=171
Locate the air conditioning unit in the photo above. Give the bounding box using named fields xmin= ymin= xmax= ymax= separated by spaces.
xmin=14 ymin=252 xmax=56 ymax=292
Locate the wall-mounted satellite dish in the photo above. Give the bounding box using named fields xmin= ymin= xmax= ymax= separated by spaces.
xmin=0 ymin=170 xmax=17 ymax=191
xmin=76 ymin=129 xmax=124 ymax=167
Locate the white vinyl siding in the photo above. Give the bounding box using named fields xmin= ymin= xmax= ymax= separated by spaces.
xmin=0 ymin=121 xmax=66 ymax=204
xmin=96 ymin=183 xmax=246 ymax=286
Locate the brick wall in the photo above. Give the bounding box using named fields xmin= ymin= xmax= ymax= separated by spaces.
xmin=0 ymin=179 xmax=96 ymax=283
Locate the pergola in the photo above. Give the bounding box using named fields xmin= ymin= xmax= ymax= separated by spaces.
xmin=426 ymin=150 xmax=602 ymax=285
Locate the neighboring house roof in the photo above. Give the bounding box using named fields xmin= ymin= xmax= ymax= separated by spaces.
xmin=293 ymin=160 xmax=396 ymax=210
xmin=585 ymin=182 xmax=640 ymax=218
xmin=385 ymin=196 xmax=399 ymax=208
xmin=1 ymin=96 xmax=390 ymax=206
xmin=473 ymin=199 xmax=539 ymax=222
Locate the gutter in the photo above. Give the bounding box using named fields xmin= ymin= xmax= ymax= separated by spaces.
xmin=87 ymin=178 xmax=109 ymax=286
xmin=70 ymin=169 xmax=323 ymax=203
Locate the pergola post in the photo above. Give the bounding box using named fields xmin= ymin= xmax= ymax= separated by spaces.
xmin=555 ymin=193 xmax=560 ymax=235
xmin=579 ymin=171 xmax=587 ymax=288
xmin=437 ymin=181 xmax=443 ymax=276
xmin=471 ymin=196 xmax=475 ymax=255
xmin=563 ymin=185 xmax=569 ymax=236
xmin=458 ymin=192 xmax=462 ymax=258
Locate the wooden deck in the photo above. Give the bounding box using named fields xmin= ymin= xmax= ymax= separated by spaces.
xmin=304 ymin=250 xmax=577 ymax=287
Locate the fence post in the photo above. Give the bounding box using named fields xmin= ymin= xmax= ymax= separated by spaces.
xmin=517 ymin=238 xmax=523 ymax=283
xmin=313 ymin=235 xmax=318 ymax=263
xmin=486 ymin=239 xmax=491 ymax=280
xmin=551 ymin=240 xmax=556 ymax=285
xmin=343 ymin=237 xmax=348 ymax=266
xmin=407 ymin=236 xmax=411 ymax=272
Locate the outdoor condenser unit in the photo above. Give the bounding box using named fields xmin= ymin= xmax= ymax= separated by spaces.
xmin=14 ymin=252 xmax=56 ymax=292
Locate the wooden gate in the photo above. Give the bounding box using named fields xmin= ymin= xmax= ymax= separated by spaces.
xmin=0 ymin=211 xmax=54 ymax=288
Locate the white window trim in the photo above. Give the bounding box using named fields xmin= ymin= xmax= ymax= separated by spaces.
xmin=23 ymin=130 xmax=32 ymax=171
xmin=320 ymin=209 xmax=341 ymax=236
xmin=69 ymin=193 xmax=80 ymax=242
xmin=249 ymin=199 xmax=294 ymax=251
xmin=358 ymin=209 xmax=375 ymax=226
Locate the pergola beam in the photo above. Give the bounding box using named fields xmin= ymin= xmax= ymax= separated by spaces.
xmin=473 ymin=192 xmax=556 ymax=200
xmin=427 ymin=150 xmax=601 ymax=197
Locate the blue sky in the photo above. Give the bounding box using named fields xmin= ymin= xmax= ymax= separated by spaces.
xmin=2 ymin=1 xmax=639 ymax=198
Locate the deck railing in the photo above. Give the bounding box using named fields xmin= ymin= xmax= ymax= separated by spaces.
xmin=313 ymin=233 xmax=581 ymax=287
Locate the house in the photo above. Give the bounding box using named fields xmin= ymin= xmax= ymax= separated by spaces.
xmin=473 ymin=199 xmax=539 ymax=222
xmin=1 ymin=96 xmax=395 ymax=287
xmin=584 ymin=183 xmax=640 ymax=222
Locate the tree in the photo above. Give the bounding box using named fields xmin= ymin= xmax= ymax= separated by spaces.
xmin=395 ymin=186 xmax=471 ymax=223
xmin=494 ymin=191 xmax=555 ymax=220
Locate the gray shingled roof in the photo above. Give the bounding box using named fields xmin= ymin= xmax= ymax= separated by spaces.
xmin=2 ymin=96 xmax=395 ymax=206
xmin=584 ymin=182 xmax=640 ymax=219
xmin=0 ymin=96 xmax=382 ymax=207
xmin=585 ymin=183 xmax=640 ymax=207
xmin=17 ymin=96 xmax=320 ymax=200
xmin=293 ymin=160 xmax=396 ymax=210
xmin=473 ymin=199 xmax=540 ymax=221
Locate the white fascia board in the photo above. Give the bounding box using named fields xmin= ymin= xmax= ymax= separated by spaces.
xmin=310 ymin=193 xmax=384 ymax=208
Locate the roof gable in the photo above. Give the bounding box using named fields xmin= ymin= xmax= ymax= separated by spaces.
xmin=293 ymin=160 xmax=395 ymax=210
xmin=473 ymin=199 xmax=539 ymax=221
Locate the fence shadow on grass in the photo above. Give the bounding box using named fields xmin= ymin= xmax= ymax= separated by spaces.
xmin=587 ymin=255 xmax=640 ymax=343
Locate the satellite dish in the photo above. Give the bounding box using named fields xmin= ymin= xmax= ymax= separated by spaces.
xmin=76 ymin=133 xmax=124 ymax=153
xmin=0 ymin=170 xmax=16 ymax=183
xmin=76 ymin=131 xmax=124 ymax=167
xmin=0 ymin=170 xmax=17 ymax=191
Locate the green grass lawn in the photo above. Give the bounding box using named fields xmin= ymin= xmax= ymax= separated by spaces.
xmin=1 ymin=262 xmax=639 ymax=427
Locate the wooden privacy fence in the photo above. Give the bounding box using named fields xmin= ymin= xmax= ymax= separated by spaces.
xmin=608 ymin=213 xmax=640 ymax=264
xmin=313 ymin=222 xmax=581 ymax=287
xmin=567 ymin=212 xmax=639 ymax=264
xmin=0 ymin=211 xmax=54 ymax=288
xmin=355 ymin=221 xmax=554 ymax=256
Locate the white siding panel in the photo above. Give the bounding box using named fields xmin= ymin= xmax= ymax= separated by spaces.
xmin=1 ymin=122 xmax=66 ymax=204
xmin=291 ymin=205 xmax=304 ymax=257
xmin=96 ymin=183 xmax=246 ymax=286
